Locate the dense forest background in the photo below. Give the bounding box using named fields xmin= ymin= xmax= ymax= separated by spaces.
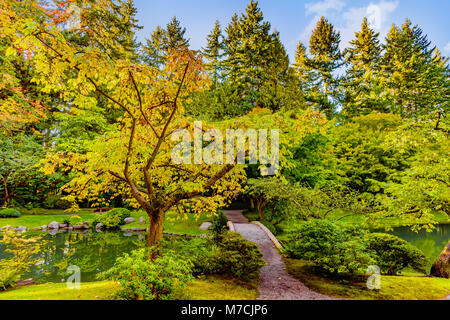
xmin=0 ymin=0 xmax=448 ymax=230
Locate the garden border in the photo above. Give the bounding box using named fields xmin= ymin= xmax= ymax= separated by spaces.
xmin=250 ymin=221 xmax=283 ymax=251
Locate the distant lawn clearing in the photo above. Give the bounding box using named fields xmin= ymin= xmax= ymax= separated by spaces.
xmin=0 ymin=208 xmax=212 ymax=235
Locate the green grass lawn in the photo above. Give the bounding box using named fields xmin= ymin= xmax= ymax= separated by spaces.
xmin=0 ymin=276 xmax=258 ymax=300
xmin=284 ymin=257 xmax=450 ymax=300
xmin=0 ymin=213 xmax=98 ymax=229
xmin=0 ymin=208 xmax=211 ymax=235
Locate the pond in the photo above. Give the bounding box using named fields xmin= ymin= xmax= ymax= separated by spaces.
xmin=1 ymin=224 xmax=449 ymax=284
xmin=389 ymin=223 xmax=450 ymax=267
xmin=0 ymin=231 xmax=147 ymax=283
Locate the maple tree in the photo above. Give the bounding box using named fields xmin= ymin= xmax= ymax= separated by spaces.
xmin=1 ymin=0 xmax=246 ymax=251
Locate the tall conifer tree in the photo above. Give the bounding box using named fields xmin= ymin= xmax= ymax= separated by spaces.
xmin=203 ymin=20 xmax=224 ymax=87
xmin=342 ymin=17 xmax=384 ymax=117
xmin=307 ymin=16 xmax=342 ymax=119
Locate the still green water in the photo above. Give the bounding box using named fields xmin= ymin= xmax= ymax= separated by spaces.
xmin=0 ymin=224 xmax=449 ymax=283
xmin=389 ymin=223 xmax=449 ymax=267
xmin=0 ymin=231 xmax=146 ymax=283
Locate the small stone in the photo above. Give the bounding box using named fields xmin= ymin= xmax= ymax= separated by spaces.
xmin=48 ymin=221 xmax=59 ymax=230
xmin=124 ymin=217 xmax=135 ymax=224
xmin=139 ymin=216 xmax=145 ymax=225
xmin=16 ymin=226 xmax=27 ymax=232
xmin=59 ymin=224 xmax=68 ymax=228
xmin=41 ymin=225 xmax=47 ymax=230
xmin=199 ymin=222 xmax=212 ymax=230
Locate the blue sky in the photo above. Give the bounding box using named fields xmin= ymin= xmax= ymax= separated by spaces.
xmin=133 ymin=0 xmax=450 ymax=61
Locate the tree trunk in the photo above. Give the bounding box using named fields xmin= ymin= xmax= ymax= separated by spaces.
xmin=147 ymin=210 xmax=165 ymax=259
xmin=256 ymin=199 xmax=266 ymax=221
xmin=2 ymin=177 xmax=10 ymax=206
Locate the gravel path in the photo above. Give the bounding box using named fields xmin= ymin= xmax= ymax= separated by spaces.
xmin=223 ymin=210 xmax=333 ymax=300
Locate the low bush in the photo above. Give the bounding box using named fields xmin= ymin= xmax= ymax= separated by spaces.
xmin=0 ymin=208 xmax=21 ymax=218
xmin=92 ymin=208 xmax=131 ymax=230
xmin=69 ymin=215 xmax=83 ymax=226
xmin=99 ymin=248 xmax=193 ymax=300
xmin=166 ymin=233 xmax=265 ymax=284
xmin=213 ymin=232 xmax=265 ymax=282
xmin=42 ymin=194 xmax=71 ymax=210
xmin=284 ymin=220 xmax=373 ymax=275
xmin=209 ymin=211 xmax=228 ymax=240
xmin=365 ymin=233 xmax=427 ymax=275
xmin=0 ymin=270 xmax=19 ymax=291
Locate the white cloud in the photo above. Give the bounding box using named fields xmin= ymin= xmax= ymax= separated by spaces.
xmin=305 ymin=0 xmax=346 ymax=17
xmin=444 ymin=42 xmax=450 ymax=53
xmin=339 ymin=1 xmax=398 ymax=48
xmin=293 ymin=0 xmax=399 ymax=58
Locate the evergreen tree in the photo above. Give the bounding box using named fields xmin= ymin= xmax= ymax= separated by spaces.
xmin=202 ymin=20 xmax=224 ymax=87
xmin=293 ymin=41 xmax=316 ymax=107
xmin=342 ymin=17 xmax=385 ymax=118
xmin=221 ymin=0 xmax=289 ymax=111
xmin=165 ymin=16 xmax=190 ymax=49
xmin=143 ymin=16 xmax=189 ymax=68
xmin=307 ymin=16 xmax=343 ymax=119
xmin=381 ymin=19 xmax=448 ymax=118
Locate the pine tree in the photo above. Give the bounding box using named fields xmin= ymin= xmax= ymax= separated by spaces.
xmin=165 ymin=16 xmax=190 ymax=50
xmin=342 ymin=17 xmax=385 ymax=118
xmin=221 ymin=0 xmax=289 ymax=110
xmin=307 ymin=16 xmax=343 ymax=119
xmin=380 ymin=19 xmax=446 ymax=118
xmin=142 ymin=16 xmax=189 ymax=68
xmin=203 ymin=20 xmax=224 ymax=87
xmin=293 ymin=41 xmax=316 ymax=105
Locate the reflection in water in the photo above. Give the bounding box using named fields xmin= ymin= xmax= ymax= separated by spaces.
xmin=0 ymin=231 xmax=146 ymax=283
xmin=1 ymin=224 xmax=449 ymax=283
xmin=389 ymin=224 xmax=450 ymax=267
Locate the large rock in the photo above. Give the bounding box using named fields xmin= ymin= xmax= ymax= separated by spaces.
xmin=124 ymin=217 xmax=135 ymax=224
xmin=431 ymin=240 xmax=450 ymax=278
xmin=48 ymin=221 xmax=59 ymax=230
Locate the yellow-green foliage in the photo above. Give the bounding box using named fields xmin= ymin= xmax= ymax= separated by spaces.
xmin=0 ymin=277 xmax=258 ymax=300
xmin=0 ymin=281 xmax=119 ymax=300
xmin=0 ymin=227 xmax=45 ymax=290
xmin=284 ymin=258 xmax=450 ymax=300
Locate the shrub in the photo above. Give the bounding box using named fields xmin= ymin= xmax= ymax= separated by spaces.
xmin=107 ymin=208 xmax=131 ymax=220
xmin=209 ymin=211 xmax=228 ymax=240
xmin=99 ymin=248 xmax=193 ymax=300
xmin=162 ymin=233 xmax=265 ymax=284
xmin=68 ymin=215 xmax=83 ymax=226
xmin=365 ymin=233 xmax=427 ymax=275
xmin=0 ymin=208 xmax=21 ymax=218
xmin=285 ymin=220 xmax=373 ymax=275
xmin=42 ymin=194 xmax=71 ymax=209
xmin=0 ymin=270 xmax=19 ymax=291
xmin=92 ymin=208 xmax=131 ymax=230
xmin=259 ymin=220 xmax=278 ymax=235
xmin=211 ymin=232 xmax=265 ymax=283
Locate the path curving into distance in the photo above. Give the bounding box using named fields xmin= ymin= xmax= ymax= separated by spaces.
xmin=223 ymin=210 xmax=334 ymax=300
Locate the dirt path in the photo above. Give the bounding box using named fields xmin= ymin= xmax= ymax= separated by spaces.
xmin=223 ymin=210 xmax=333 ymax=300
